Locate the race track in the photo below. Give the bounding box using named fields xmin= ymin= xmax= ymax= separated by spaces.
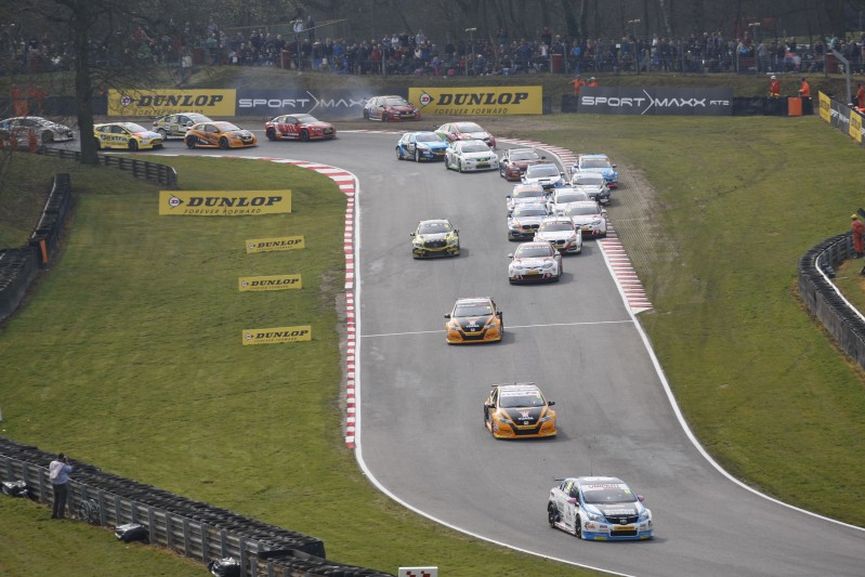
xmin=148 ymin=130 xmax=865 ymax=577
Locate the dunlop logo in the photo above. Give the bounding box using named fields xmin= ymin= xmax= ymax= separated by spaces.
xmin=242 ymin=325 xmax=312 ymax=345
xmin=432 ymin=91 xmax=529 ymax=106
xmin=159 ymin=190 xmax=291 ymax=216
xmin=245 ymin=235 xmax=305 ymax=254
xmin=409 ymin=86 xmax=542 ymax=116
xmin=238 ymin=274 xmax=302 ymax=292
xmin=121 ymin=94 xmax=224 ymax=107
xmin=109 ymin=89 xmax=236 ymax=117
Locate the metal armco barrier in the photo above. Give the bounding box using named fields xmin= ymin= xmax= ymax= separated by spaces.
xmin=798 ymin=232 xmax=865 ymax=368
xmin=37 ymin=147 xmax=178 ymax=189
xmin=0 ymin=438 xmax=393 ymax=577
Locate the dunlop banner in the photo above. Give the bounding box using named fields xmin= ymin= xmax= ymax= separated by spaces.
xmin=238 ymin=274 xmax=302 ymax=291
xmin=409 ymin=86 xmax=542 ymax=115
xmin=850 ymin=110 xmax=863 ymax=143
xmin=109 ymin=89 xmax=236 ymax=116
xmin=818 ymin=91 xmax=832 ymax=123
xmin=245 ymin=236 xmax=305 ymax=253
xmin=242 ymin=325 xmax=312 ymax=345
xmin=159 ymin=190 xmax=291 ymax=216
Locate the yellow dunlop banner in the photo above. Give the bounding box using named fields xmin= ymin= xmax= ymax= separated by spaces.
xmin=245 ymin=236 xmax=305 ymax=253
xmin=108 ymin=89 xmax=236 ymax=116
xmin=238 ymin=274 xmax=302 ymax=291
xmin=409 ymin=86 xmax=542 ymax=115
xmin=159 ymin=190 xmax=291 ymax=216
xmin=850 ymin=110 xmax=863 ymax=143
xmin=818 ymin=91 xmax=831 ymax=123
xmin=242 ymin=325 xmax=312 ymax=345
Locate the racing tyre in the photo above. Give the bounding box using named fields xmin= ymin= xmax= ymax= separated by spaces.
xmin=363 ymin=109 xmax=369 ymax=120
xmin=41 ymin=131 xmax=53 ymax=144
xmin=458 ymin=160 xmax=464 ymax=173
xmin=266 ymin=129 xmax=277 ymax=141
xmin=219 ymin=137 xmax=229 ymax=149
xmin=396 ymin=147 xmax=403 ymax=160
xmin=300 ymin=129 xmax=309 ymax=142
xmin=547 ymin=502 xmax=559 ymax=527
xmin=414 ymin=149 xmax=420 ymax=162
xmin=185 ymin=136 xmax=197 ymax=149
xmin=574 ymin=515 xmax=582 ymax=539
xmin=156 ymin=128 xmax=167 ymax=140
xmin=128 ymin=139 xmax=139 ymax=152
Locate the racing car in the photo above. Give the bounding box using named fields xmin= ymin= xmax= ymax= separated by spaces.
xmin=499 ymin=147 xmax=545 ymax=181
xmin=396 ymin=131 xmax=448 ymax=162
xmin=435 ymin=121 xmax=496 ymax=149
xmin=444 ymin=297 xmax=503 ymax=344
xmin=508 ymin=241 xmax=562 ymax=283
xmin=506 ymin=183 xmax=548 ymax=213
xmin=483 ymin=383 xmax=557 ymax=439
xmin=410 ymin=219 xmax=460 ymax=258
xmin=547 ymin=187 xmax=590 ymax=216
xmin=93 ymin=122 xmax=163 ymax=151
xmin=559 ymin=201 xmax=607 ymax=238
xmin=570 ymin=173 xmax=611 ymax=205
xmin=548 ymin=476 xmax=653 ymax=541
xmin=507 ymin=203 xmax=550 ymax=241
xmin=364 ymin=95 xmax=420 ymax=121
xmin=185 ymin=121 xmax=257 ymax=149
xmin=534 ymin=217 xmax=582 ymax=254
xmin=572 ymin=153 xmax=619 ymax=189
xmin=0 ymin=116 xmax=75 ymax=144
xmin=152 ymin=112 xmax=212 ymax=139
xmin=445 ymin=140 xmax=498 ymax=172
xmin=265 ymin=114 xmax=335 ymax=141
xmin=522 ymin=163 xmax=567 ymax=189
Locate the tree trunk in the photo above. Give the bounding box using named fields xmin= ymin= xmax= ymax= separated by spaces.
xmin=560 ymin=0 xmax=580 ymax=38
xmin=72 ymin=1 xmax=98 ymax=165
xmin=658 ymin=0 xmax=673 ymax=37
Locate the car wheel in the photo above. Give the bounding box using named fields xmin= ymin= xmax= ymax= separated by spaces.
xmin=266 ymin=129 xmax=277 ymax=141
xmin=219 ymin=137 xmax=229 ymax=149
xmin=458 ymin=160 xmax=464 ymax=173
xmin=414 ymin=149 xmax=420 ymax=162
xmin=156 ymin=128 xmax=167 ymax=140
xmin=185 ymin=136 xmax=196 ymax=148
xmin=396 ymin=147 xmax=403 ymax=160
xmin=363 ymin=109 xmax=369 ymax=120
xmin=547 ymin=503 xmax=559 ymax=527
xmin=128 ymin=139 xmax=139 ymax=151
xmin=445 ymin=157 xmax=451 ymax=170
xmin=574 ymin=515 xmax=582 ymax=539
xmin=41 ymin=131 xmax=53 ymax=144
xmin=300 ymin=129 xmax=309 ymax=142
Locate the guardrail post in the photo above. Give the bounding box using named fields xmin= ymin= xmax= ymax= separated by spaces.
xmin=148 ymin=507 xmax=157 ymax=543
xmin=239 ymin=540 xmax=248 ymax=577
xmin=201 ymin=523 xmax=210 ymax=561
xmin=115 ymin=494 xmax=123 ymax=524
xmin=165 ymin=513 xmax=173 ymax=549
xmin=182 ymin=518 xmax=190 ymax=555
xmin=98 ymin=490 xmax=107 ymax=525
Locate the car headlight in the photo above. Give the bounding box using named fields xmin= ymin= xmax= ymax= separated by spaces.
xmin=638 ymin=508 xmax=651 ymax=522
xmin=412 ymin=237 xmax=424 ymax=246
xmin=542 ymin=261 xmax=555 ymax=270
xmin=539 ymin=415 xmax=554 ymax=423
xmin=417 ymin=144 xmax=428 ymax=151
xmin=496 ymin=413 xmax=513 ymax=424
xmin=483 ymin=316 xmax=497 ymax=328
xmin=508 ymin=221 xmax=520 ymax=230
xmin=592 ymin=220 xmax=601 ymax=226
xmin=585 ymin=509 xmax=605 ymax=522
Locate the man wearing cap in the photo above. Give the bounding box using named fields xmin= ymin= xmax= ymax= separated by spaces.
xmin=852 ymin=214 xmax=865 ymax=258
xmin=587 ymin=76 xmax=599 ymax=88
xmin=570 ymin=74 xmax=586 ymax=95
xmin=768 ymin=75 xmax=781 ymax=98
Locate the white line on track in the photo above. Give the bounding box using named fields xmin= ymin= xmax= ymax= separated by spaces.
xmin=361 ymin=318 xmax=632 ymax=339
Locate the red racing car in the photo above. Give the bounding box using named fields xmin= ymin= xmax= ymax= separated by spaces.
xmin=265 ymin=114 xmax=336 ymax=141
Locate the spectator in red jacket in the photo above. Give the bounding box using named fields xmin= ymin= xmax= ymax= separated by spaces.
xmin=768 ymin=75 xmax=781 ymax=98
xmin=852 ymin=214 xmax=865 ymax=258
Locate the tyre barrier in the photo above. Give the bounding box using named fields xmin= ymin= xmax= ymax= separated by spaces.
xmin=798 ymin=231 xmax=865 ymax=368
xmin=0 ymin=437 xmax=394 ymax=577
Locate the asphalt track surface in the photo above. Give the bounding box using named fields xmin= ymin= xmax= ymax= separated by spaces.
xmin=138 ymin=130 xmax=865 ymax=577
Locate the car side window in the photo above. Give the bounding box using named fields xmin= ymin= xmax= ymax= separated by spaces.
xmin=178 ymin=116 xmax=188 ymax=124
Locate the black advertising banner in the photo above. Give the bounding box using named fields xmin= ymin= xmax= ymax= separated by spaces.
xmin=578 ymin=87 xmax=733 ymax=116
xmin=236 ymin=90 xmax=384 ymax=119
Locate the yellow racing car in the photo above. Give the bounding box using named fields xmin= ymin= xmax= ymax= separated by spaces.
xmin=93 ymin=122 xmax=163 ymax=151
xmin=185 ymin=121 xmax=257 ymax=149
xmin=483 ymin=383 xmax=557 ymax=439
xmin=444 ymin=297 xmax=503 ymax=344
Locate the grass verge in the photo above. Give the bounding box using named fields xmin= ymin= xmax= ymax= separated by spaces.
xmin=0 ymin=153 xmax=601 ymax=577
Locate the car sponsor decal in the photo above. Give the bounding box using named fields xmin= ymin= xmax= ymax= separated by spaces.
xmin=108 ymin=89 xmax=236 ymax=116
xmin=158 ymin=190 xmax=291 ymax=216
xmin=245 ymin=235 xmax=305 ymax=253
xmin=238 ymin=274 xmax=302 ymax=292
xmin=242 ymin=325 xmax=311 ymax=345
xmin=409 ymin=86 xmax=542 ymax=115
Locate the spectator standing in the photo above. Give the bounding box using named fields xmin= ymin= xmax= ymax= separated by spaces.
xmin=856 ymin=82 xmax=865 ymax=110
xmin=852 ymin=214 xmax=865 ymax=258
xmin=798 ymin=77 xmax=810 ymax=97
xmin=49 ymin=453 xmax=73 ymax=519
xmin=570 ymin=74 xmax=585 ymax=95
xmin=768 ymin=75 xmax=781 ymax=97
xmin=587 ymin=76 xmax=599 ymax=88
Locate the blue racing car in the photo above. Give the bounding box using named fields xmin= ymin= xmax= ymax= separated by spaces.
xmin=396 ymin=131 xmax=448 ymax=162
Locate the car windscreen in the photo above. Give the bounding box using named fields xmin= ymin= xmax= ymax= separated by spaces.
xmin=581 ymin=158 xmax=610 ymax=169
xmin=515 ymin=245 xmax=553 ymax=258
xmin=581 ymin=484 xmax=637 ymax=504
xmin=555 ymin=194 xmax=584 ymax=204
xmin=527 ymin=165 xmax=560 ymax=177
xmin=461 ymin=143 xmax=490 ymax=153
xmin=418 ymin=222 xmax=451 ymax=234
xmin=563 ymin=205 xmax=597 ymax=215
xmin=574 ymin=175 xmax=605 ymax=185
xmin=213 ymin=121 xmax=241 ymax=131
xmin=509 ymin=150 xmax=539 ymax=161
xmin=120 ymin=123 xmax=148 ymax=133
xmin=294 ymin=114 xmax=318 ymax=123
xmin=384 ymin=97 xmax=407 ymax=106
xmin=539 ymin=222 xmax=573 ymax=232
xmin=455 ymin=122 xmax=483 ymax=132
xmin=512 ymin=207 xmax=547 ymax=217
xmin=416 ymin=133 xmax=441 ymax=142
xmin=499 ymin=391 xmax=545 ymax=408
xmin=513 ymin=188 xmax=545 ymax=198
xmin=453 ymin=303 xmax=493 ymax=317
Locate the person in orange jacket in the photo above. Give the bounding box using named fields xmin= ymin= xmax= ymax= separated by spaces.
xmin=587 ymin=76 xmax=598 ymax=88
xmin=768 ymin=75 xmax=781 ymax=98
xmin=798 ymin=77 xmax=810 ymax=98
xmin=570 ymin=74 xmax=586 ymax=95
xmin=852 ymin=214 xmax=865 ymax=258
xmin=856 ymin=82 xmax=865 ymax=110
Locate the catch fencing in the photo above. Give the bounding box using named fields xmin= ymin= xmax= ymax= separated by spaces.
xmin=798 ymin=232 xmax=865 ymax=368
xmin=0 ymin=437 xmax=393 ymax=577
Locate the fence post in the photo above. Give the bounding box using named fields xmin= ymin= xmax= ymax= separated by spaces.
xmin=98 ymin=490 xmax=107 ymax=525
xmin=148 ymin=507 xmax=157 ymax=544
xmin=165 ymin=513 xmax=173 ymax=549
xmin=220 ymin=528 xmax=228 ymax=556
xmin=201 ymin=523 xmax=210 ymax=561
xmin=182 ymin=518 xmax=190 ymax=555
xmin=239 ymin=540 xmax=248 ymax=577
xmin=115 ymin=494 xmax=123 ymax=524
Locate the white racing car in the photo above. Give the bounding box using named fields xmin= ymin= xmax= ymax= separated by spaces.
xmin=522 ymin=163 xmax=566 ymax=189
xmin=548 ymin=476 xmax=653 ymax=541
xmin=547 ymin=187 xmax=590 ymax=216
xmin=508 ymin=241 xmax=562 ymax=284
xmin=534 ymin=217 xmax=582 ymax=254
xmin=445 ymin=139 xmax=498 ymax=172
xmin=559 ymin=200 xmax=607 ymax=238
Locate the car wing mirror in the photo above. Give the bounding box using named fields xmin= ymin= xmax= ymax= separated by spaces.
xmin=612 ymin=163 xmax=618 ymax=168
xmin=454 ymin=229 xmax=459 ymax=233
xmin=637 ymin=494 xmax=645 ymax=502
xmin=547 ymin=401 xmax=555 ymax=406
xmin=444 ymin=314 xmax=451 ymax=319
xmin=409 ymin=232 xmax=416 ymax=237
xmin=566 ymin=497 xmax=578 ymax=505
xmin=505 ymin=195 xmax=511 ymax=199
xmin=507 ymin=253 xmax=514 ymax=259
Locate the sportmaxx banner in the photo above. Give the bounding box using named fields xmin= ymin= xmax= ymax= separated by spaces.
xmin=578 ymin=87 xmax=732 ymax=115
xmin=236 ymin=90 xmax=373 ymax=118
xmin=242 ymin=325 xmax=312 ymax=345
xmin=109 ymin=89 xmax=236 ymax=116
xmin=409 ymin=86 xmax=542 ymax=115
xmin=159 ymin=190 xmax=291 ymax=216
xmin=245 ymin=236 xmax=305 ymax=254
xmin=238 ymin=274 xmax=302 ymax=292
